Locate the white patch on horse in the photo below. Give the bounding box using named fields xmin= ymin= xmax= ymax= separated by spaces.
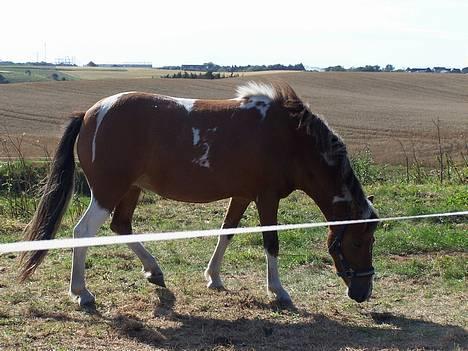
xmin=70 ymin=194 xmax=110 ymax=305
xmin=205 ymin=235 xmax=231 ymax=288
xmin=192 ymin=127 xmax=218 ymax=168
xmin=362 ymin=198 xmax=375 ymax=219
xmin=240 ymin=96 xmax=271 ymax=119
xmin=173 ymin=97 xmax=197 ymax=112
xmin=193 ymin=143 xmax=210 ymax=168
xmin=192 ymin=128 xmax=201 ymax=146
xmin=92 ymin=92 xmax=133 ymax=162
xmin=265 ymin=252 xmax=291 ymax=302
xmin=333 ymin=186 xmax=352 ymax=204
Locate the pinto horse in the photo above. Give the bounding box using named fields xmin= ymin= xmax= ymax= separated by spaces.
xmin=20 ymin=82 xmax=378 ymax=307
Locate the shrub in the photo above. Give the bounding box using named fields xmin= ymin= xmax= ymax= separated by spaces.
xmin=350 ymin=147 xmax=383 ymax=184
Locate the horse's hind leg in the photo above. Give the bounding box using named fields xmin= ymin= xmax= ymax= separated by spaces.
xmin=110 ymin=186 xmax=165 ymax=287
xmin=70 ymin=195 xmax=110 ymax=306
xmin=205 ymin=197 xmax=250 ymax=289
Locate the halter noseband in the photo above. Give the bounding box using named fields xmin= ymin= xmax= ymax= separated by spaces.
xmin=328 ymin=224 xmax=375 ymax=279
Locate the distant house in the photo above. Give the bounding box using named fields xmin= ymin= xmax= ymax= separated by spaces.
xmin=181 ymin=64 xmax=210 ymax=71
xmin=406 ymin=67 xmax=432 ymax=73
xmin=98 ymin=63 xmax=152 ymax=68
xmin=433 ymin=67 xmax=450 ymax=73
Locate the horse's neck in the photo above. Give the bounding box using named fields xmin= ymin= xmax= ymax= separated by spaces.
xmin=302 ymin=180 xmax=363 ymax=222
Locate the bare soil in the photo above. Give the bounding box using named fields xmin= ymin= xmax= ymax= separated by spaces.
xmin=1 ymin=72 xmax=467 ymax=164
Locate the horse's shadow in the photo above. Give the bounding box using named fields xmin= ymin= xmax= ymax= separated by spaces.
xmin=105 ymin=288 xmax=467 ymax=350
xmin=30 ymin=288 xmax=466 ymax=350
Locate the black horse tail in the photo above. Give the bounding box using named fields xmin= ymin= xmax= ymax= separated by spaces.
xmin=19 ymin=112 xmax=85 ymax=281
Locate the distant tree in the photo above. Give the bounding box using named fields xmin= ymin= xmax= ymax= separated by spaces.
xmin=294 ymin=63 xmax=306 ymax=70
xmin=204 ymin=62 xmax=219 ymax=71
xmin=359 ymin=65 xmax=381 ymax=72
xmin=384 ymin=64 xmax=394 ymax=72
xmin=462 ymin=67 xmax=468 ymax=74
xmin=325 ymin=65 xmax=346 ymax=72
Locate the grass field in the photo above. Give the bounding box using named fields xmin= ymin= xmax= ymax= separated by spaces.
xmin=1 ymin=71 xmax=467 ymax=164
xmin=0 ymin=65 xmax=276 ymax=83
xmin=0 ymin=172 xmax=466 ymax=350
xmin=0 ymin=66 xmax=78 ymax=83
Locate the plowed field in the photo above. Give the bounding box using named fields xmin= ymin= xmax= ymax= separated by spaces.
xmin=1 ymin=72 xmax=467 ymax=164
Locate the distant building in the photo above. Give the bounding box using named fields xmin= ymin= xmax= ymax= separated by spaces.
xmin=406 ymin=67 xmax=432 ymax=73
xmin=181 ymin=64 xmax=210 ymax=71
xmin=97 ymin=63 xmax=153 ymax=68
xmin=433 ymin=67 xmax=450 ymax=73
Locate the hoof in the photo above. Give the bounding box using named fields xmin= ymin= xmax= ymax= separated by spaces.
xmin=269 ymin=292 xmax=294 ymax=309
xmin=206 ymin=280 xmax=225 ymax=290
xmin=268 ymin=288 xmax=293 ymax=306
xmin=146 ymin=273 xmax=166 ymax=288
xmin=70 ymin=289 xmax=95 ymax=308
xmin=276 ymin=296 xmax=294 ymax=307
xmin=204 ymin=270 xmax=224 ymax=290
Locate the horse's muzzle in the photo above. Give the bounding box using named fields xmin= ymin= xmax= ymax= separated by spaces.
xmin=347 ymin=277 xmax=373 ymax=303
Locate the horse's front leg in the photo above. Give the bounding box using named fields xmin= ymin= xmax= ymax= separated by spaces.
xmin=256 ymin=194 xmax=292 ymax=304
xmin=205 ymin=197 xmax=250 ymax=289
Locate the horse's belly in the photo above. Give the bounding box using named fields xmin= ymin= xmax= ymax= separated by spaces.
xmin=134 ymin=171 xmax=252 ymax=203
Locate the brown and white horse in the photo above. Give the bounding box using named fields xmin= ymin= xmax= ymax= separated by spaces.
xmin=20 ymin=82 xmax=378 ymax=307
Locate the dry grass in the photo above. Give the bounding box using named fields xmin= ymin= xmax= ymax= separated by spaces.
xmin=61 ymin=67 xmax=204 ymax=80
xmin=0 ymin=251 xmax=466 ymax=351
xmin=0 ymin=72 xmax=467 ymax=164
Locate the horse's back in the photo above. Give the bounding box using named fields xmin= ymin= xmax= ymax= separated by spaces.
xmin=77 ymin=92 xmax=294 ymax=205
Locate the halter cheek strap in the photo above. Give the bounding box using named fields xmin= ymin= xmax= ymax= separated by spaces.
xmin=328 ymin=224 xmax=375 ymax=279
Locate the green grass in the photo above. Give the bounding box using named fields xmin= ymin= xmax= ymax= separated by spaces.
xmin=1 ymin=179 xmax=466 ymax=284
xmin=0 ymin=159 xmax=466 ymax=350
xmin=0 ymin=65 xmax=77 ymax=83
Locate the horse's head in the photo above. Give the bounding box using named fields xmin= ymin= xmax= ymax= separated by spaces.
xmin=286 ymin=99 xmax=379 ymax=302
xmin=327 ymin=196 xmax=378 ymax=303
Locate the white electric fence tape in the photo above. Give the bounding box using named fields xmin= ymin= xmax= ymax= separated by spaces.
xmin=0 ymin=211 xmax=466 ymax=254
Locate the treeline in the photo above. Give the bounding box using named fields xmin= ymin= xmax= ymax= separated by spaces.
xmin=160 ymin=62 xmax=305 ymax=72
xmin=325 ymin=64 xmax=468 ymax=73
xmin=0 ymin=61 xmax=68 ymax=67
xmin=325 ymin=65 xmax=393 ymax=72
xmin=161 ymin=71 xmax=239 ymax=80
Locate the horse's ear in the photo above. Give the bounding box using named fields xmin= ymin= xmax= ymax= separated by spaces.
xmin=367 ymin=195 xmax=374 ymax=203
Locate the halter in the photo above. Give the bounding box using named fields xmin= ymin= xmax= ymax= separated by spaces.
xmin=328 ymin=224 xmax=375 ymax=279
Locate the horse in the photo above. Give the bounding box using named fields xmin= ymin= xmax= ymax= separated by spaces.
xmin=19 ymin=81 xmax=378 ymax=307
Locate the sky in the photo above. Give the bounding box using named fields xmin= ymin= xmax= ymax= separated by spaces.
xmin=1 ymin=0 xmax=467 ymax=68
